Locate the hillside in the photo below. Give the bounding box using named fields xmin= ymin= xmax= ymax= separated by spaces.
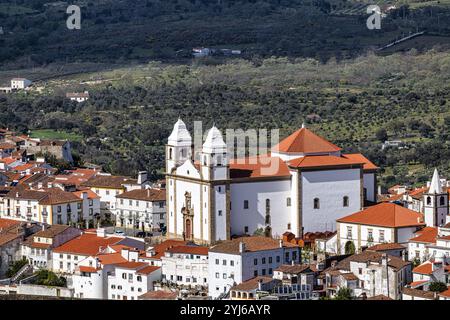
xmin=0 ymin=0 xmax=450 ymax=75
xmin=1 ymin=50 xmax=449 ymax=188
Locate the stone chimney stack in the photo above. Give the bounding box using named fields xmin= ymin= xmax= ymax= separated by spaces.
xmin=239 ymin=241 xmax=245 ymax=254
xmin=138 ymin=171 xmax=148 ymax=185
xmin=257 ymin=279 xmax=263 ymax=291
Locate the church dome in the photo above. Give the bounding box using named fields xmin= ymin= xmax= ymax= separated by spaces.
xmin=168 ymin=118 xmax=192 ymax=146
xmin=203 ymin=126 xmax=227 ymax=154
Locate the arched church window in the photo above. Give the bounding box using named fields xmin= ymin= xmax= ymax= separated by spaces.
xmin=314 ymin=198 xmax=320 ymax=209
xmin=440 ymin=196 xmax=445 ymax=206
xmin=343 ymin=196 xmax=349 ymax=207
xmin=427 ymin=196 xmax=432 ymax=205
xmin=181 ymin=149 xmax=186 ymax=158
xmin=266 ymin=199 xmax=270 ymax=209
xmin=169 ymin=148 xmax=172 ymax=160
xmin=216 ymin=155 xmax=222 ymax=166
xmin=203 ymin=156 xmax=207 ymax=166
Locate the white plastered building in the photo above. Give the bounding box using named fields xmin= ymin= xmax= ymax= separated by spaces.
xmin=166 ymin=119 xmax=378 ymax=244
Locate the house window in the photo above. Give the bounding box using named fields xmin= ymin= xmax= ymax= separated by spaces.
xmin=286 ymin=197 xmax=291 ymax=207
xmin=262 ymin=269 xmax=266 ymax=276
xmin=122 ymin=273 xmax=127 ymax=279
xmin=218 ymin=210 xmax=222 ymax=216
xmin=223 ymin=260 xmax=227 ymax=266
xmin=254 ymin=270 xmax=258 ymax=277
xmin=230 ymin=260 xmax=234 ymax=266
xmin=137 ymin=276 xmax=142 ymax=282
xmin=343 ymin=196 xmax=349 ymax=207
xmin=215 ymin=273 xmax=219 ymax=279
xmin=368 ymin=229 xmax=373 ymax=241
xmin=440 ymin=197 xmax=445 ymax=206
xmin=313 ymin=198 xmax=320 ymax=209
xmin=379 ymin=230 xmax=385 ymax=242
xmin=269 ymin=257 xmax=272 ymax=263
xmin=287 ymin=223 xmax=291 ymax=230
xmin=244 ymin=226 xmax=249 ymax=233
xmin=347 ymin=226 xmax=353 ymax=239
xmin=427 ymin=196 xmax=431 ymax=205
xmin=244 ymin=200 xmax=249 ymax=209
xmin=57 ymin=206 xmax=61 ymax=213
xmin=215 ymin=259 xmax=219 ymax=265
xmin=254 ymin=258 xmax=258 ymax=265
xmin=276 ymin=256 xmax=280 ymax=263
xmin=358 ymin=268 xmax=362 ymax=275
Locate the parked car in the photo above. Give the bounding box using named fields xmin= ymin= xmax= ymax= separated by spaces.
xmin=115 ymin=229 xmax=125 ymax=236
xmin=136 ymin=231 xmax=152 ymax=238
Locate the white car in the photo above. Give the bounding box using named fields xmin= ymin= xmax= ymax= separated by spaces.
xmin=114 ymin=229 xmax=125 ymax=236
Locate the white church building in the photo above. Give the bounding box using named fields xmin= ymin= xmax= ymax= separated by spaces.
xmin=165 ymin=119 xmax=378 ymax=244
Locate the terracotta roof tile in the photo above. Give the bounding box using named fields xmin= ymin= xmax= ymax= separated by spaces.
xmin=342 ymin=153 xmax=379 ymax=170
xmin=412 ymin=262 xmax=433 ymax=275
xmin=231 ymin=276 xmax=276 ymax=291
xmin=137 ymin=265 xmax=161 ymax=275
xmin=272 ymin=127 xmax=341 ymax=154
xmin=116 ymin=188 xmax=165 ymax=202
xmin=81 ymin=175 xmax=137 ymax=189
xmin=165 ymin=245 xmax=208 ymax=255
xmin=288 ymin=155 xmax=364 ymax=169
xmin=53 ymin=233 xmax=123 ymax=256
xmin=229 ymin=155 xmax=291 ymax=180
xmin=367 ymin=243 xmax=406 ymax=251
xmin=337 ymin=203 xmax=425 ymax=228
xmin=409 ymin=227 xmax=438 ymax=244
xmin=210 ymin=236 xmax=298 ymax=254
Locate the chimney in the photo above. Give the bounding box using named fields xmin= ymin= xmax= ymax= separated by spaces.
xmin=291 ymin=260 xmax=295 ymax=266
xmin=382 ymin=253 xmax=388 ymax=267
xmin=96 ymin=228 xmax=106 ymax=238
xmin=239 ymin=241 xmax=245 ymax=254
xmin=138 ymin=171 xmax=148 ymax=185
xmin=257 ymin=279 xmax=263 ymax=291
xmin=41 ymin=224 xmax=47 ymax=231
xmin=279 ymin=239 xmax=283 ymax=248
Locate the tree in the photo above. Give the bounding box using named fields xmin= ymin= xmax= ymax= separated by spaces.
xmin=375 ymin=128 xmax=388 ymax=142
xmin=253 ymin=228 xmax=265 ymax=236
xmin=344 ymin=241 xmax=356 ymax=255
xmin=429 ymin=282 xmax=447 ymax=293
xmin=335 ymin=287 xmax=353 ymax=300
xmin=6 ymin=258 xmax=28 ymax=278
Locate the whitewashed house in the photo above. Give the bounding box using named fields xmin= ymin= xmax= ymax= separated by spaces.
xmin=336 ymin=203 xmax=425 ymax=254
xmin=207 ymin=236 xmax=300 ymax=299
xmin=325 ymin=251 xmax=412 ymax=299
xmin=11 ymin=78 xmax=32 ymax=90
xmin=115 ymin=188 xmax=166 ymax=232
xmin=161 ymin=245 xmax=208 ymax=288
xmin=21 ymin=225 xmax=81 ymax=270
xmin=108 ymin=262 xmax=161 ymax=300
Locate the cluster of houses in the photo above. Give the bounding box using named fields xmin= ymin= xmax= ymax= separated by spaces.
xmin=0 ymin=120 xmax=449 ymax=300
xmin=0 ymin=76 xmax=89 ymax=103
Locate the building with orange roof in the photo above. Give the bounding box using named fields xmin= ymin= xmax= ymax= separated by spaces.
xmin=336 ymin=203 xmax=426 ymax=254
xmin=411 ymin=260 xmax=448 ymax=291
xmin=114 ymin=187 xmax=166 ymax=233
xmin=208 ymin=236 xmax=300 ymax=299
xmin=71 ymin=242 xmax=160 ymax=300
xmin=21 ymin=224 xmax=81 ymax=270
xmin=166 ymin=119 xmax=378 ymax=245
xmin=52 ymin=228 xmax=143 ymax=274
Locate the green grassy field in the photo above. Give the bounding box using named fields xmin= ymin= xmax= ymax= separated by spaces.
xmin=29 ymin=129 xmax=82 ymax=142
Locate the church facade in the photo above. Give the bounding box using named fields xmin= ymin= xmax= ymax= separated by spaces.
xmin=166 ymin=119 xmax=378 ymax=244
